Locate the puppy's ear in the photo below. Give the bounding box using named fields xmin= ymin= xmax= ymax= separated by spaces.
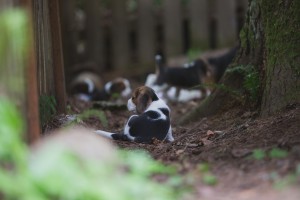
xmin=136 ymin=93 xmax=151 ymax=114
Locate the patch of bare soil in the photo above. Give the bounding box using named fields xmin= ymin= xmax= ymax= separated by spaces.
xmin=45 ymin=95 xmax=300 ymax=199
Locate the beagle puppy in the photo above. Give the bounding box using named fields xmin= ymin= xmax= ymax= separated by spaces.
xmin=145 ymin=73 xmax=202 ymax=102
xmin=154 ymin=55 xmax=211 ymax=100
xmin=70 ymin=75 xmax=132 ymax=102
xmin=69 ymin=72 xmax=103 ymax=102
xmin=95 ymin=86 xmax=174 ymax=144
xmin=92 ymin=77 xmax=132 ymax=101
xmin=153 ymin=46 xmax=238 ymax=101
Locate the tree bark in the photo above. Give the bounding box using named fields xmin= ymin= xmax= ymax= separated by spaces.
xmin=179 ymin=0 xmax=300 ymax=124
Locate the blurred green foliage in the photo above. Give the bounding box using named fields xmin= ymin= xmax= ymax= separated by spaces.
xmin=251 ymin=148 xmax=289 ymax=160
xmin=68 ymin=108 xmax=108 ymax=128
xmin=0 ymin=97 xmax=183 ymax=200
xmin=39 ymin=95 xmax=57 ymax=127
xmin=197 ymin=163 xmax=218 ymax=186
xmin=0 ymin=9 xmax=28 ymax=96
xmin=227 ymin=65 xmax=260 ymax=102
xmin=0 ymin=9 xmax=28 ymax=66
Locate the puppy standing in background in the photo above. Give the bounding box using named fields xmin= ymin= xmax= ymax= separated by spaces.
xmin=154 ymin=55 xmax=211 ymax=100
xmin=95 ymin=86 xmax=174 ymax=144
xmin=153 ymin=46 xmax=238 ymax=101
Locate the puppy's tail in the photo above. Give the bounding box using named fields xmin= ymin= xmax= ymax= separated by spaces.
xmin=155 ymin=54 xmax=164 ymax=73
xmin=94 ymin=130 xmax=131 ymax=141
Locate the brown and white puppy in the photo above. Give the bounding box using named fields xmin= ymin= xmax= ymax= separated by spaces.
xmin=95 ymin=86 xmax=174 ymax=144
xmin=69 ymin=72 xmax=103 ymax=102
xmin=92 ymin=77 xmax=132 ymax=101
xmin=70 ymin=75 xmax=132 ymax=102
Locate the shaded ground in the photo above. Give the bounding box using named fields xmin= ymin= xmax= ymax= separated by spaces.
xmin=44 ymin=84 xmax=300 ymax=199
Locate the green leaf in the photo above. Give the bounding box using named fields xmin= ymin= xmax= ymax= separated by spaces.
xmin=269 ymin=148 xmax=288 ymax=159
xmin=252 ymin=149 xmax=266 ymax=160
xmin=202 ymin=174 xmax=218 ymax=186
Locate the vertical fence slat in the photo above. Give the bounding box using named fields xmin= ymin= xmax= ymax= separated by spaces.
xmin=85 ymin=0 xmax=104 ymax=71
xmin=59 ymin=0 xmax=78 ymax=84
xmin=22 ymin=0 xmax=41 ymax=143
xmin=189 ymin=0 xmax=210 ymax=50
xmin=163 ymin=0 xmax=183 ymax=60
xmin=111 ymin=0 xmax=130 ymax=70
xmin=48 ymin=0 xmax=66 ymax=114
xmin=215 ymin=0 xmax=237 ymax=47
xmin=137 ymin=0 xmax=155 ymax=69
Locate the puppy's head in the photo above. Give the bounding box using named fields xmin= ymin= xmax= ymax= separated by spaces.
xmin=105 ymin=78 xmax=132 ymax=98
xmin=127 ymin=86 xmax=159 ymax=114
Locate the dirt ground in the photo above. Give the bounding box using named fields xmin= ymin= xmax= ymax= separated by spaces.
xmin=44 ymin=82 xmax=300 ymax=200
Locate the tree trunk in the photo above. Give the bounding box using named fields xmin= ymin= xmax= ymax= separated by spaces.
xmin=179 ymin=0 xmax=300 ymax=124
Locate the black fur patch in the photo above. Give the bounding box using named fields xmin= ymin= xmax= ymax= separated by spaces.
xmin=127 ymin=110 xmax=170 ymax=143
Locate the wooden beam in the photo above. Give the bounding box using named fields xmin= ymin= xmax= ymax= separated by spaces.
xmin=21 ymin=0 xmax=41 ymax=143
xmin=163 ymin=0 xmax=183 ymax=59
xmin=48 ymin=0 xmax=66 ymax=114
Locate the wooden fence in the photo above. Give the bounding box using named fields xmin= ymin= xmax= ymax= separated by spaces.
xmin=0 ymin=0 xmax=66 ymax=142
xmin=0 ymin=0 xmax=249 ymax=142
xmin=59 ymin=0 xmax=248 ymax=78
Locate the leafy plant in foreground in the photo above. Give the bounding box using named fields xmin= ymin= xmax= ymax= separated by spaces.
xmin=0 ymin=97 xmax=183 ymax=200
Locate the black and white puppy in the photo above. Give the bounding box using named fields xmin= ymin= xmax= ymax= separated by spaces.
xmin=69 ymin=72 xmax=103 ymax=102
xmin=154 ymin=55 xmax=211 ymax=100
xmin=153 ymin=46 xmax=238 ymax=100
xmin=92 ymin=77 xmax=132 ymax=101
xmin=95 ymin=86 xmax=174 ymax=143
xmin=70 ymin=75 xmax=132 ymax=102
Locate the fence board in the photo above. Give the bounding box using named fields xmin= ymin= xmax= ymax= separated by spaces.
xmin=85 ymin=0 xmax=104 ymax=71
xmin=163 ymin=0 xmax=183 ymax=59
xmin=59 ymin=0 xmax=78 ymax=84
xmin=215 ymin=0 xmax=237 ymax=47
xmin=23 ymin=0 xmax=41 ymax=143
xmin=48 ymin=0 xmax=66 ymax=114
xmin=137 ymin=0 xmax=155 ymax=69
xmin=111 ymin=0 xmax=130 ymax=70
xmin=188 ymin=0 xmax=210 ymax=50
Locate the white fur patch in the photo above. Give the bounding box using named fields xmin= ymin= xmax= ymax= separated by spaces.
xmin=165 ymin=126 xmax=174 ymax=142
xmin=94 ymin=130 xmax=113 ymax=139
xmin=127 ymin=98 xmax=136 ymax=112
xmin=121 ymin=79 xmax=132 ymax=98
xmin=83 ymin=78 xmax=95 ymax=93
xmin=145 ymin=99 xmax=169 ymax=120
xmin=104 ymin=81 xmax=112 ymax=93
xmin=124 ymin=115 xmax=137 ymax=141
xmin=167 ymin=87 xmax=202 ymax=102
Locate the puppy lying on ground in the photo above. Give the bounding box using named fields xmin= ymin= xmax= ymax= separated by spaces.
xmin=69 ymin=71 xmax=103 ymax=102
xmin=70 ymin=74 xmax=132 ymax=102
xmin=95 ymin=86 xmax=174 ymax=143
xmin=93 ymin=77 xmax=132 ymax=101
